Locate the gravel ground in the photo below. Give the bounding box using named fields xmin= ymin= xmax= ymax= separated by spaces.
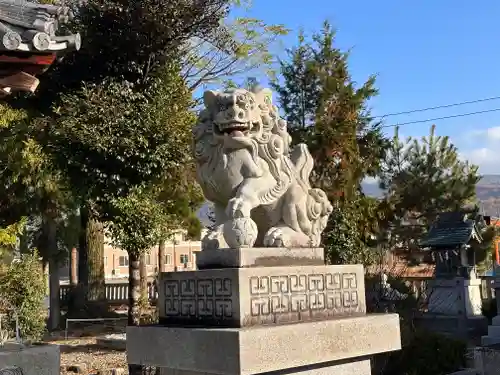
xmin=46 ymin=335 xmax=127 ymax=374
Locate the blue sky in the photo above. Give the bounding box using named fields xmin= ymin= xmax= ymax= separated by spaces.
xmin=234 ymin=0 xmax=500 ymax=174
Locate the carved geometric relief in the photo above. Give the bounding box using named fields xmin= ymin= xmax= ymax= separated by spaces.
xmin=163 ymin=278 xmax=233 ymax=319
xmin=249 ymin=273 xmax=360 ymax=317
xmin=160 ymin=270 xmax=363 ymax=326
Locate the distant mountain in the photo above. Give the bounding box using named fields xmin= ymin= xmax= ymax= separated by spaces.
xmin=476 ymin=175 xmax=500 ymax=216
xmin=361 ymin=174 xmax=500 ymax=217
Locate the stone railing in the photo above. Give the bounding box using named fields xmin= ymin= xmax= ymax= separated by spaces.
xmin=59 ymin=282 xmax=158 ymax=304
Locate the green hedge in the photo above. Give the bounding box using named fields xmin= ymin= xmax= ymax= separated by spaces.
xmin=482 ymin=297 xmax=497 ymax=322
xmin=378 ymin=329 xmax=467 ymax=375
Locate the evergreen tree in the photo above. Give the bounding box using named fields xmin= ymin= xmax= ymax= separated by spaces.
xmin=15 ymin=0 xmax=230 ymax=310
xmin=270 ymin=31 xmax=318 ymax=141
xmin=379 ymin=125 xmax=480 ymax=249
xmin=0 ymin=102 xmax=73 ymax=330
xmin=272 ymin=21 xmax=389 ymax=264
xmin=49 ymin=61 xmax=199 ymax=329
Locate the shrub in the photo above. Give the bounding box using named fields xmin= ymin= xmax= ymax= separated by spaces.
xmin=378 ymin=329 xmax=467 ymax=375
xmin=0 ymin=251 xmax=46 ymax=342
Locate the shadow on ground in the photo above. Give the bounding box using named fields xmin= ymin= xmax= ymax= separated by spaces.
xmin=58 ymin=343 xmax=125 ymax=354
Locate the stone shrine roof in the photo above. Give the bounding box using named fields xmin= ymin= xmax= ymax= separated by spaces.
xmin=419 ymin=211 xmax=484 ymax=249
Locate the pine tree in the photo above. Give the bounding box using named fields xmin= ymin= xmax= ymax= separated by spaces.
xmin=380 ymin=125 xmax=480 ymax=249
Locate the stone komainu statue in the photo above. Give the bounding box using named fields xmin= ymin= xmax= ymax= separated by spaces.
xmin=193 ymin=86 xmax=333 ymax=249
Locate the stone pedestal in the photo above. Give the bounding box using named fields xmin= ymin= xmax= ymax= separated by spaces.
xmin=427 ymin=278 xmax=483 ymax=317
xmin=473 ymin=344 xmax=500 ymax=375
xmin=127 ymin=248 xmax=401 ymax=375
xmin=0 ymin=344 xmax=60 ymax=375
xmin=418 ymin=277 xmax=487 ymax=338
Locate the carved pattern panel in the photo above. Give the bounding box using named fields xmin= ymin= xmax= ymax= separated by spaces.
xmin=163 ymin=278 xmax=233 ymax=319
xmin=249 ymin=273 xmax=359 ymax=317
xmin=160 ymin=271 xmax=363 ymax=325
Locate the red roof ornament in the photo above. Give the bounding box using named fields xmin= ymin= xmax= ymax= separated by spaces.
xmin=0 ymin=0 xmax=81 ymax=96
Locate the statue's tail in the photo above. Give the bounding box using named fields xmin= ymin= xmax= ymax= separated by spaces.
xmin=289 ymin=143 xmax=313 ymax=189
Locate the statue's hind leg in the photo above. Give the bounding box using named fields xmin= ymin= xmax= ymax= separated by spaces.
xmin=263 ymin=185 xmax=314 ymax=247
xmin=263 ymin=224 xmax=312 ymax=247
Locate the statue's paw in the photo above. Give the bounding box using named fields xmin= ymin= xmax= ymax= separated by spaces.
xmin=223 ymin=217 xmax=258 ymax=248
xmin=263 ymin=227 xmax=285 ymax=247
xmin=226 ymin=197 xmax=252 ymax=218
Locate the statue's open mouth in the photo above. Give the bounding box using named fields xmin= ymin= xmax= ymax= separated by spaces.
xmin=217 ymin=122 xmax=250 ymax=137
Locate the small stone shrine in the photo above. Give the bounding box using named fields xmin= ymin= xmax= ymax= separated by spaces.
xmin=418 ymin=211 xmax=488 ymax=337
xmin=127 ymin=86 xmax=401 ymax=375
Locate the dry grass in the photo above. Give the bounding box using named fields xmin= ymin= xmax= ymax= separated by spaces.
xmin=48 ymin=336 xmax=127 ymax=374
xmin=44 ymin=309 xmax=158 ymax=374
xmin=45 ymin=320 xmax=128 ymax=374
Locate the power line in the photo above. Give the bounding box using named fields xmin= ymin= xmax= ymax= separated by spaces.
xmin=374 ymin=95 xmax=500 ymax=119
xmin=382 ymin=107 xmax=500 ymax=128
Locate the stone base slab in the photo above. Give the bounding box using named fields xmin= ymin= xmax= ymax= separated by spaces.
xmin=474 ymin=345 xmax=500 ymax=375
xmin=481 ymin=312 xmax=500 ymax=346
xmin=158 ymin=359 xmax=371 ymax=375
xmin=127 ymin=314 xmax=401 ymax=375
xmin=0 ymin=344 xmax=60 ymax=375
xmin=492 ymin=316 xmax=500 ymax=326
xmin=158 ymin=264 xmax=365 ymax=327
xmin=196 ymin=247 xmax=324 ymax=269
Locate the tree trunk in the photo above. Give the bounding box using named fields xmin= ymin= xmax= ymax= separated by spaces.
xmin=78 ymin=205 xmax=105 ymax=301
xmin=43 ymin=203 xmax=60 ymax=331
xmin=139 ymin=252 xmax=148 ymax=305
xmin=128 ymin=251 xmax=143 ymax=375
xmin=78 ymin=206 xmax=88 ymax=288
xmin=87 ymin=218 xmax=105 ymax=300
xmin=70 ymin=247 xmax=78 ymax=286
xmin=128 ymin=252 xmax=141 ymax=326
xmin=48 ymin=256 xmax=60 ymax=331
xmin=158 ymin=240 xmax=165 ymax=273
xmin=42 ymin=261 xmax=49 ymax=296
